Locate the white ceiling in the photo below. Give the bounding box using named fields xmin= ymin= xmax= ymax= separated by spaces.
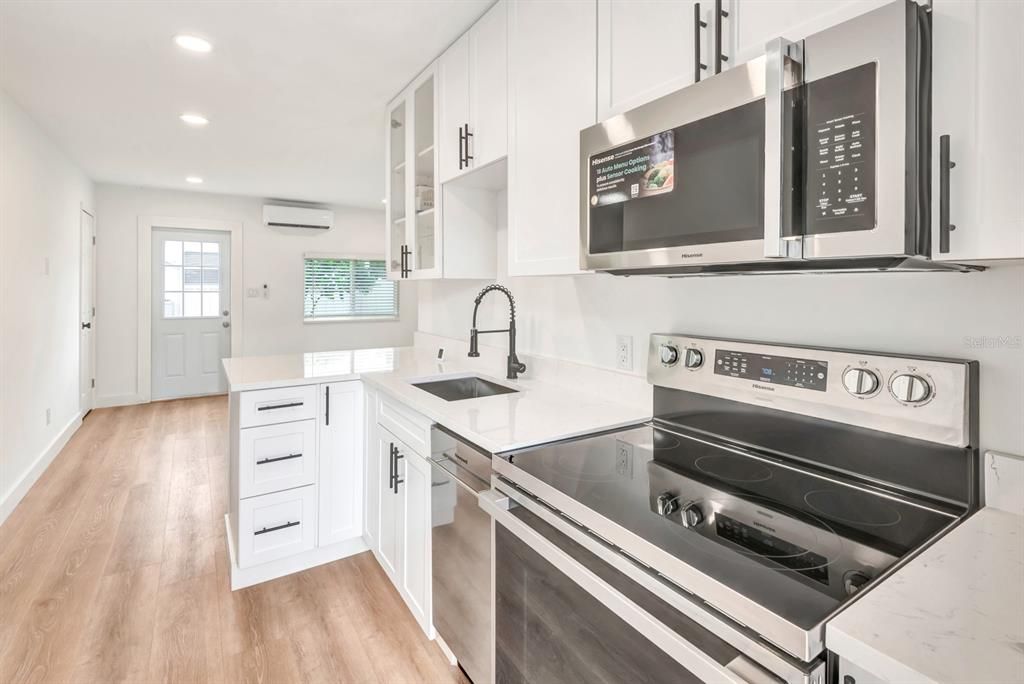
xmin=0 ymin=0 xmax=491 ymax=208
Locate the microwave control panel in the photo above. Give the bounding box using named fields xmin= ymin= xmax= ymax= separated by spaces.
xmin=714 ymin=349 xmax=828 ymax=391
xmin=805 ymin=62 xmax=877 ymax=236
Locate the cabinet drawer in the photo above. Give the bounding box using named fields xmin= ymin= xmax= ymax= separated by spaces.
xmin=239 ymin=384 xmax=318 ymax=428
xmin=377 ymin=393 xmax=432 ymax=457
xmin=239 ymin=420 xmax=317 ymax=499
xmin=237 ymin=485 xmax=317 ymax=568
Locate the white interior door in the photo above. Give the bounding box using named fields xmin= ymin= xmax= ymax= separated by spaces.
xmin=151 ymin=228 xmax=231 ymax=400
xmin=79 ymin=210 xmax=95 ymax=412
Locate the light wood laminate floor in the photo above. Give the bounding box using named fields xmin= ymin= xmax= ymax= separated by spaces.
xmin=0 ymin=396 xmax=467 ymax=684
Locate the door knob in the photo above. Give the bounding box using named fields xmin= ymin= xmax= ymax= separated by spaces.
xmin=81 ymin=322 xmax=92 ymax=329
xmin=222 ymin=310 xmax=229 ymax=316
xmin=222 ymin=321 xmax=230 ymax=328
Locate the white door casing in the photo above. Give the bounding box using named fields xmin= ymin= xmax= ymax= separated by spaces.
xmin=79 ymin=209 xmax=96 ymax=412
xmin=151 ymin=228 xmax=231 ymax=400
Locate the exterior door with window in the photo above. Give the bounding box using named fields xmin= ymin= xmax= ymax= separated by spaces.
xmin=152 ymin=229 xmax=231 ymax=400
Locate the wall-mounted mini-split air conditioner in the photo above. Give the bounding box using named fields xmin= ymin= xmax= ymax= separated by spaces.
xmin=262 ymin=204 xmax=334 ymax=230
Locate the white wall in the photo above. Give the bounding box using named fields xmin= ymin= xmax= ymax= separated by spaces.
xmin=94 ymin=184 xmax=416 ymax=405
xmin=419 ymin=194 xmax=1024 ymax=457
xmin=0 ymin=90 xmax=94 ymax=521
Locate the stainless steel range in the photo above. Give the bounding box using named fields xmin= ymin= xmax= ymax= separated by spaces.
xmin=482 ymin=334 xmax=978 ymax=684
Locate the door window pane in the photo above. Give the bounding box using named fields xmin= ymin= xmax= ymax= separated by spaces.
xmin=183 ymin=268 xmax=202 ymax=291
xmin=202 ymin=268 xmax=219 ymax=288
xmin=164 ymin=265 xmax=182 ymax=291
xmin=183 ymin=241 xmax=202 ymax=267
xmin=202 ymin=292 xmax=220 ymax=317
xmin=164 ymin=241 xmax=183 ymax=266
xmin=163 ymin=292 xmax=183 ymax=317
xmin=202 ymin=242 xmax=220 ymax=268
xmin=183 ymin=292 xmax=202 ymax=317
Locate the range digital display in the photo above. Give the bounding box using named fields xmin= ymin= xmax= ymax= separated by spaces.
xmin=714 ymin=349 xmax=828 ymax=391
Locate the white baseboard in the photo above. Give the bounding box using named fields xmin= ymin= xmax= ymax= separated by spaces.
xmin=93 ymin=393 xmax=145 ymax=409
xmin=0 ymin=411 xmax=83 ymax=526
xmin=224 ymin=513 xmax=369 ymax=590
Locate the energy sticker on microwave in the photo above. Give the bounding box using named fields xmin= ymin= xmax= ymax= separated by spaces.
xmin=590 ymin=130 xmax=674 ymax=207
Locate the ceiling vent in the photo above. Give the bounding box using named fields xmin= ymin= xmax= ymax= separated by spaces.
xmin=263 ymin=204 xmax=334 ymax=230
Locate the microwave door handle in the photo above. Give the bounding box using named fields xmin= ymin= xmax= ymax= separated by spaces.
xmin=763 ymin=37 xmax=804 ymax=259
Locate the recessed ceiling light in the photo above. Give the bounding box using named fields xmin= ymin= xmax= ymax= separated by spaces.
xmin=180 ymin=113 xmax=209 ymax=126
xmin=174 ymin=34 xmax=212 ymax=53
xmin=186 ymin=176 xmax=203 ymax=184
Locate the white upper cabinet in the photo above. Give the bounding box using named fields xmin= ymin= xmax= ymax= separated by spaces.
xmin=932 ymin=0 xmax=1024 ymax=262
xmin=507 ymin=0 xmax=597 ymax=276
xmin=469 ymin=1 xmax=509 ymax=170
xmin=386 ymin=68 xmax=443 ymax=280
xmin=438 ymin=34 xmax=471 ymax=184
xmin=597 ymin=0 xmax=697 ymax=120
xmin=438 ymin=1 xmax=508 ymax=183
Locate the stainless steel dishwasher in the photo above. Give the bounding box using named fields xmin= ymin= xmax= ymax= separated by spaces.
xmin=430 ymin=425 xmax=492 ymax=684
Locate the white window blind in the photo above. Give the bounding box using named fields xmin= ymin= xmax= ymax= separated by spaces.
xmin=303 ymin=257 xmax=398 ymax=320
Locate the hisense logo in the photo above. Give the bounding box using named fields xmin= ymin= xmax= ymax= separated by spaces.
xmin=680 ymin=253 xmax=703 ymax=259
xmin=752 ymin=383 xmax=775 ymax=392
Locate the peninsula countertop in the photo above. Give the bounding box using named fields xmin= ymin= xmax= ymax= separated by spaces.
xmin=222 ymin=346 xmax=651 ymax=454
xmin=827 ymin=506 xmax=1024 ymax=684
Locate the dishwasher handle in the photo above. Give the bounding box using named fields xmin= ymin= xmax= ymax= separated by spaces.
xmin=430 ymin=452 xmax=490 ymax=494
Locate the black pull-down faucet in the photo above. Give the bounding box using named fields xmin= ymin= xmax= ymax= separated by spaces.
xmin=468 ymin=284 xmax=527 ymax=380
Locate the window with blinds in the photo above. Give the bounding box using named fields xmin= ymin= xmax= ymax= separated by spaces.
xmin=303 ymin=257 xmax=398 ymax=321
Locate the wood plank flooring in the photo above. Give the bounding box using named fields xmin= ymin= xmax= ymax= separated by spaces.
xmin=0 ymin=396 xmax=467 ymax=684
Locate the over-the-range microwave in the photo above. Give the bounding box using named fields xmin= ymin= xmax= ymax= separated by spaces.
xmin=580 ymin=0 xmax=978 ymax=276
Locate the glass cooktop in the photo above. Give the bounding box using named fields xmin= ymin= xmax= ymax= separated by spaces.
xmin=502 ymin=423 xmax=961 ymax=630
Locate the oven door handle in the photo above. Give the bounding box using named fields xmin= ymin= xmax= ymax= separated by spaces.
xmin=764 ymin=37 xmax=804 ymax=260
xmin=479 ymin=491 xmax=771 ymax=684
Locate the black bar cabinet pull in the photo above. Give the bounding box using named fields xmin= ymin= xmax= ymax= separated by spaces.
xmin=254 ymin=520 xmax=300 ymax=536
xmin=256 ymin=453 xmax=303 ymax=465
xmin=393 ymin=450 xmax=405 ymax=494
xmin=257 ymin=401 xmax=303 ymax=412
xmin=714 ymin=0 xmax=729 ymax=74
xmin=458 ymin=125 xmax=466 ymax=169
xmin=388 ymin=443 xmax=396 ymax=489
xmin=694 ymin=4 xmax=708 ymax=82
xmin=464 ymin=123 xmax=473 ymax=165
xmin=939 ymin=134 xmax=956 ymax=254
xmin=324 ymin=385 xmax=330 ymax=425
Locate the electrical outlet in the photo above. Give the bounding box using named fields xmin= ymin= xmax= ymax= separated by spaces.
xmin=615 ymin=335 xmax=633 ymax=371
xmin=615 ymin=440 xmax=634 ymax=478
xmin=45 ymin=408 xmax=51 ymax=426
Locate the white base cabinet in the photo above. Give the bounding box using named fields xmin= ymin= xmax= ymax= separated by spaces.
xmin=366 ymin=393 xmax=435 ymax=638
xmin=227 ymin=381 xmax=367 ymax=590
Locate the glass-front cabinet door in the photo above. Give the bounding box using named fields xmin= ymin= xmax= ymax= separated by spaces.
xmin=385 ymin=66 xmax=441 ymax=281
xmin=386 ymin=98 xmax=408 ymax=280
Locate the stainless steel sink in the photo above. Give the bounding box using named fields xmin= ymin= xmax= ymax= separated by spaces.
xmin=411 ymin=376 xmax=518 ymax=402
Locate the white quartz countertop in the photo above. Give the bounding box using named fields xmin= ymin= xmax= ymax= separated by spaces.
xmin=222 ymin=346 xmax=651 ymax=453
xmin=827 ymin=507 xmax=1024 ymax=684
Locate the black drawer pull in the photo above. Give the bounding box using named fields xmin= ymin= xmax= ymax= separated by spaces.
xmin=257 ymin=401 xmax=303 ymax=412
xmin=256 ymin=453 xmax=302 ymax=465
xmin=254 ymin=520 xmax=300 ymax=535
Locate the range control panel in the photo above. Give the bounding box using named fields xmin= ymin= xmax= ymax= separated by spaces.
xmin=647 ymin=334 xmax=974 ymax=448
xmin=714 ymin=349 xmax=828 ymax=391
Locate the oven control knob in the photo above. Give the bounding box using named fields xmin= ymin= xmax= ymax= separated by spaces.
xmin=889 ymin=373 xmax=932 ymax=404
xmin=659 ymin=344 xmax=680 ymax=367
xmin=656 ymin=492 xmax=679 ymax=517
xmin=842 ymin=367 xmax=880 ymax=396
xmin=680 ymin=502 xmax=704 ymax=528
xmin=683 ymin=348 xmax=704 ymax=369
